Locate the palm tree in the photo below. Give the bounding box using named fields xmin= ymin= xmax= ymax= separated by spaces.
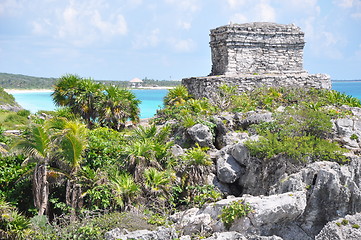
xmin=52 ymin=74 xmax=82 ymax=108
xmin=124 ymin=124 xmax=174 ymax=182
xmin=99 ymin=85 xmax=140 ymax=131
xmin=14 ymin=124 xmax=54 ymax=216
xmin=179 ymin=145 xmax=213 ymax=196
xmin=52 ymin=74 xmax=103 ymax=128
xmin=74 ymin=79 xmax=103 ymax=128
xmin=53 ymin=75 xmax=141 ymax=130
xmin=143 ymin=168 xmax=172 ymax=196
xmin=57 ymin=120 xmax=88 ymax=220
xmin=163 ymin=85 xmax=190 ymax=106
xmin=0 ymin=198 xmax=31 ymax=239
xmin=108 ymin=171 xmax=139 ymax=210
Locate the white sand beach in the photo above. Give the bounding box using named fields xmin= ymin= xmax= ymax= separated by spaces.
xmin=5 ymin=86 xmax=173 ymax=93
xmin=5 ymin=89 xmax=53 ymax=94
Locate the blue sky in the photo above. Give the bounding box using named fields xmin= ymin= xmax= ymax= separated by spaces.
xmin=0 ymin=0 xmax=360 ymax=81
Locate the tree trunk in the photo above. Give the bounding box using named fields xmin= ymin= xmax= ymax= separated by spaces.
xmin=66 ymin=178 xmax=83 ymax=222
xmin=33 ymin=163 xmax=49 ymax=216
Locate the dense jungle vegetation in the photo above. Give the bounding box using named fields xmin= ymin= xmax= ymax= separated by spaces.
xmin=0 ymin=73 xmax=180 ymax=89
xmin=0 ymin=74 xmax=360 ymax=239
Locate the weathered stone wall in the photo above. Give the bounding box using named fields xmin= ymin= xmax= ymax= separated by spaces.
xmin=182 ymin=22 xmax=331 ymax=99
xmin=210 ymin=22 xmax=305 ymax=75
xmin=182 ymin=73 xmax=331 ymax=99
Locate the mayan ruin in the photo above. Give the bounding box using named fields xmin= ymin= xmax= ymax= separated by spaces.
xmin=183 ymin=22 xmax=331 ymax=99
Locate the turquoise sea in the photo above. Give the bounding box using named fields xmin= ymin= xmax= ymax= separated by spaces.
xmin=11 ymin=89 xmax=168 ymax=119
xmin=9 ymin=81 xmax=361 ymax=119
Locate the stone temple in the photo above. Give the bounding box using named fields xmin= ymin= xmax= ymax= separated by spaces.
xmin=182 ymin=22 xmax=331 ymax=99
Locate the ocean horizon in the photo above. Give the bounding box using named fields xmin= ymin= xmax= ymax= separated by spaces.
xmin=8 ymin=81 xmax=361 ymax=119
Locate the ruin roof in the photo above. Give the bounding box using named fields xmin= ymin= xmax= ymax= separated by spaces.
xmin=211 ymin=22 xmax=303 ymax=34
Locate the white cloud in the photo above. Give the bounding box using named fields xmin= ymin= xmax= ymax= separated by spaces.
xmin=356 ymin=44 xmax=361 ymax=58
xmin=178 ymin=20 xmax=192 ymax=30
xmin=254 ymin=2 xmax=276 ymax=22
xmin=230 ymin=13 xmax=247 ymax=23
xmin=31 ymin=0 xmax=128 ymax=46
xmin=127 ymin=0 xmax=143 ymax=7
xmin=336 ymin=0 xmax=355 ymax=8
xmin=164 ymin=0 xmax=200 ymax=12
xmin=0 ymin=0 xmax=23 ymax=16
xmin=226 ymin=0 xmax=246 ymax=8
xmin=168 ymin=38 xmax=195 ymax=52
xmin=91 ymin=12 xmax=127 ymax=36
xmin=132 ymin=28 xmax=160 ymax=49
xmin=352 ymin=12 xmax=361 ymax=19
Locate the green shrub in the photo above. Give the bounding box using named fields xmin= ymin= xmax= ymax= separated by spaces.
xmin=351 ymin=134 xmax=359 ymax=141
xmin=219 ymin=200 xmax=253 ymax=230
xmin=245 ymin=133 xmax=347 ymax=163
xmin=352 ymin=224 xmax=360 ymax=229
xmin=188 ymin=185 xmax=222 ymax=207
xmin=16 ymin=109 xmax=31 ymax=117
xmin=341 ymin=219 xmax=349 ymax=225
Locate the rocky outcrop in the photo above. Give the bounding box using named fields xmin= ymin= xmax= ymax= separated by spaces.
xmin=0 ymin=103 xmax=22 ymax=112
xmin=316 ymin=213 xmax=361 ymax=240
xmin=171 ymin=191 xmax=306 ymax=237
xmin=270 ymin=157 xmax=361 ymax=236
xmin=187 ymin=123 xmax=214 ymax=148
xmin=105 ymin=105 xmax=361 ymax=240
xmin=333 ymin=115 xmax=361 ymax=151
xmin=104 ymin=227 xmax=177 ymax=240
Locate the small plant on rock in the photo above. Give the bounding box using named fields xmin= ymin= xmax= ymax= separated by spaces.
xmin=219 ymin=200 xmax=253 ymax=230
xmin=352 ymin=224 xmax=360 ymax=229
xmin=350 ymin=134 xmax=359 ymax=141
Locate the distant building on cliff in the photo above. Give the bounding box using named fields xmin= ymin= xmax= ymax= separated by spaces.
xmin=129 ymin=77 xmax=143 ymax=88
xmin=182 ymin=22 xmax=331 ymax=99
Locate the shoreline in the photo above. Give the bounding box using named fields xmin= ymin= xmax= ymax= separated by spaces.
xmin=5 ymin=86 xmax=173 ymax=94
xmin=5 ymin=89 xmax=53 ymax=93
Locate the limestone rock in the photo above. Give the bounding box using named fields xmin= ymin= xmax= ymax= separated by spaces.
xmin=204 ymin=231 xmax=247 ymax=240
xmin=231 ymin=143 xmax=250 ymax=166
xmin=171 ymin=144 xmax=185 ymax=157
xmin=245 ymin=191 xmax=306 ymax=230
xmin=187 ymin=123 xmax=214 ymax=148
xmin=104 ymin=226 xmax=177 ymax=240
xmin=0 ymin=103 xmax=23 ymax=112
xmin=235 ymin=111 xmax=273 ymax=129
xmin=207 ymin=173 xmax=232 ymax=195
xmin=216 ymin=148 xmax=244 ymax=183
xmin=316 ymin=213 xmax=361 ymax=240
xmin=333 ymin=117 xmax=361 ymax=150
xmin=172 ymin=191 xmax=306 ymax=237
xmin=271 ymin=157 xmax=361 ymax=236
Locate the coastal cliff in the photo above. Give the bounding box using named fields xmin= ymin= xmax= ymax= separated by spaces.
xmin=106 ymin=85 xmax=361 ymax=240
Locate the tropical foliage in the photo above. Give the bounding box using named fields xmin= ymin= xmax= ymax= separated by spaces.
xmin=52 ymin=74 xmax=140 ymax=130
xmin=1 ymin=76 xmax=360 ymax=239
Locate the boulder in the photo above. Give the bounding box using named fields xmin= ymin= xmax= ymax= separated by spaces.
xmin=104 ymin=226 xmax=177 ymax=240
xmin=316 ymin=213 xmax=361 ymax=240
xmin=207 ymin=173 xmax=232 ymax=195
xmin=202 ymin=232 xmax=284 ymax=240
xmin=231 ymin=143 xmax=250 ymax=166
xmin=171 ymin=144 xmax=185 ymax=157
xmin=235 ymin=111 xmax=273 ymax=129
xmin=216 ymin=148 xmax=244 ymax=183
xmin=172 ymin=191 xmax=306 ymax=237
xmin=333 ymin=117 xmax=361 ymax=150
xmin=238 ymin=155 xmax=304 ymax=196
xmin=0 ymin=103 xmax=22 ymax=112
xmin=271 ymin=157 xmax=361 ymax=236
xmin=213 ymin=114 xmax=248 ymax=148
xmin=187 ymin=123 xmax=214 ymax=148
